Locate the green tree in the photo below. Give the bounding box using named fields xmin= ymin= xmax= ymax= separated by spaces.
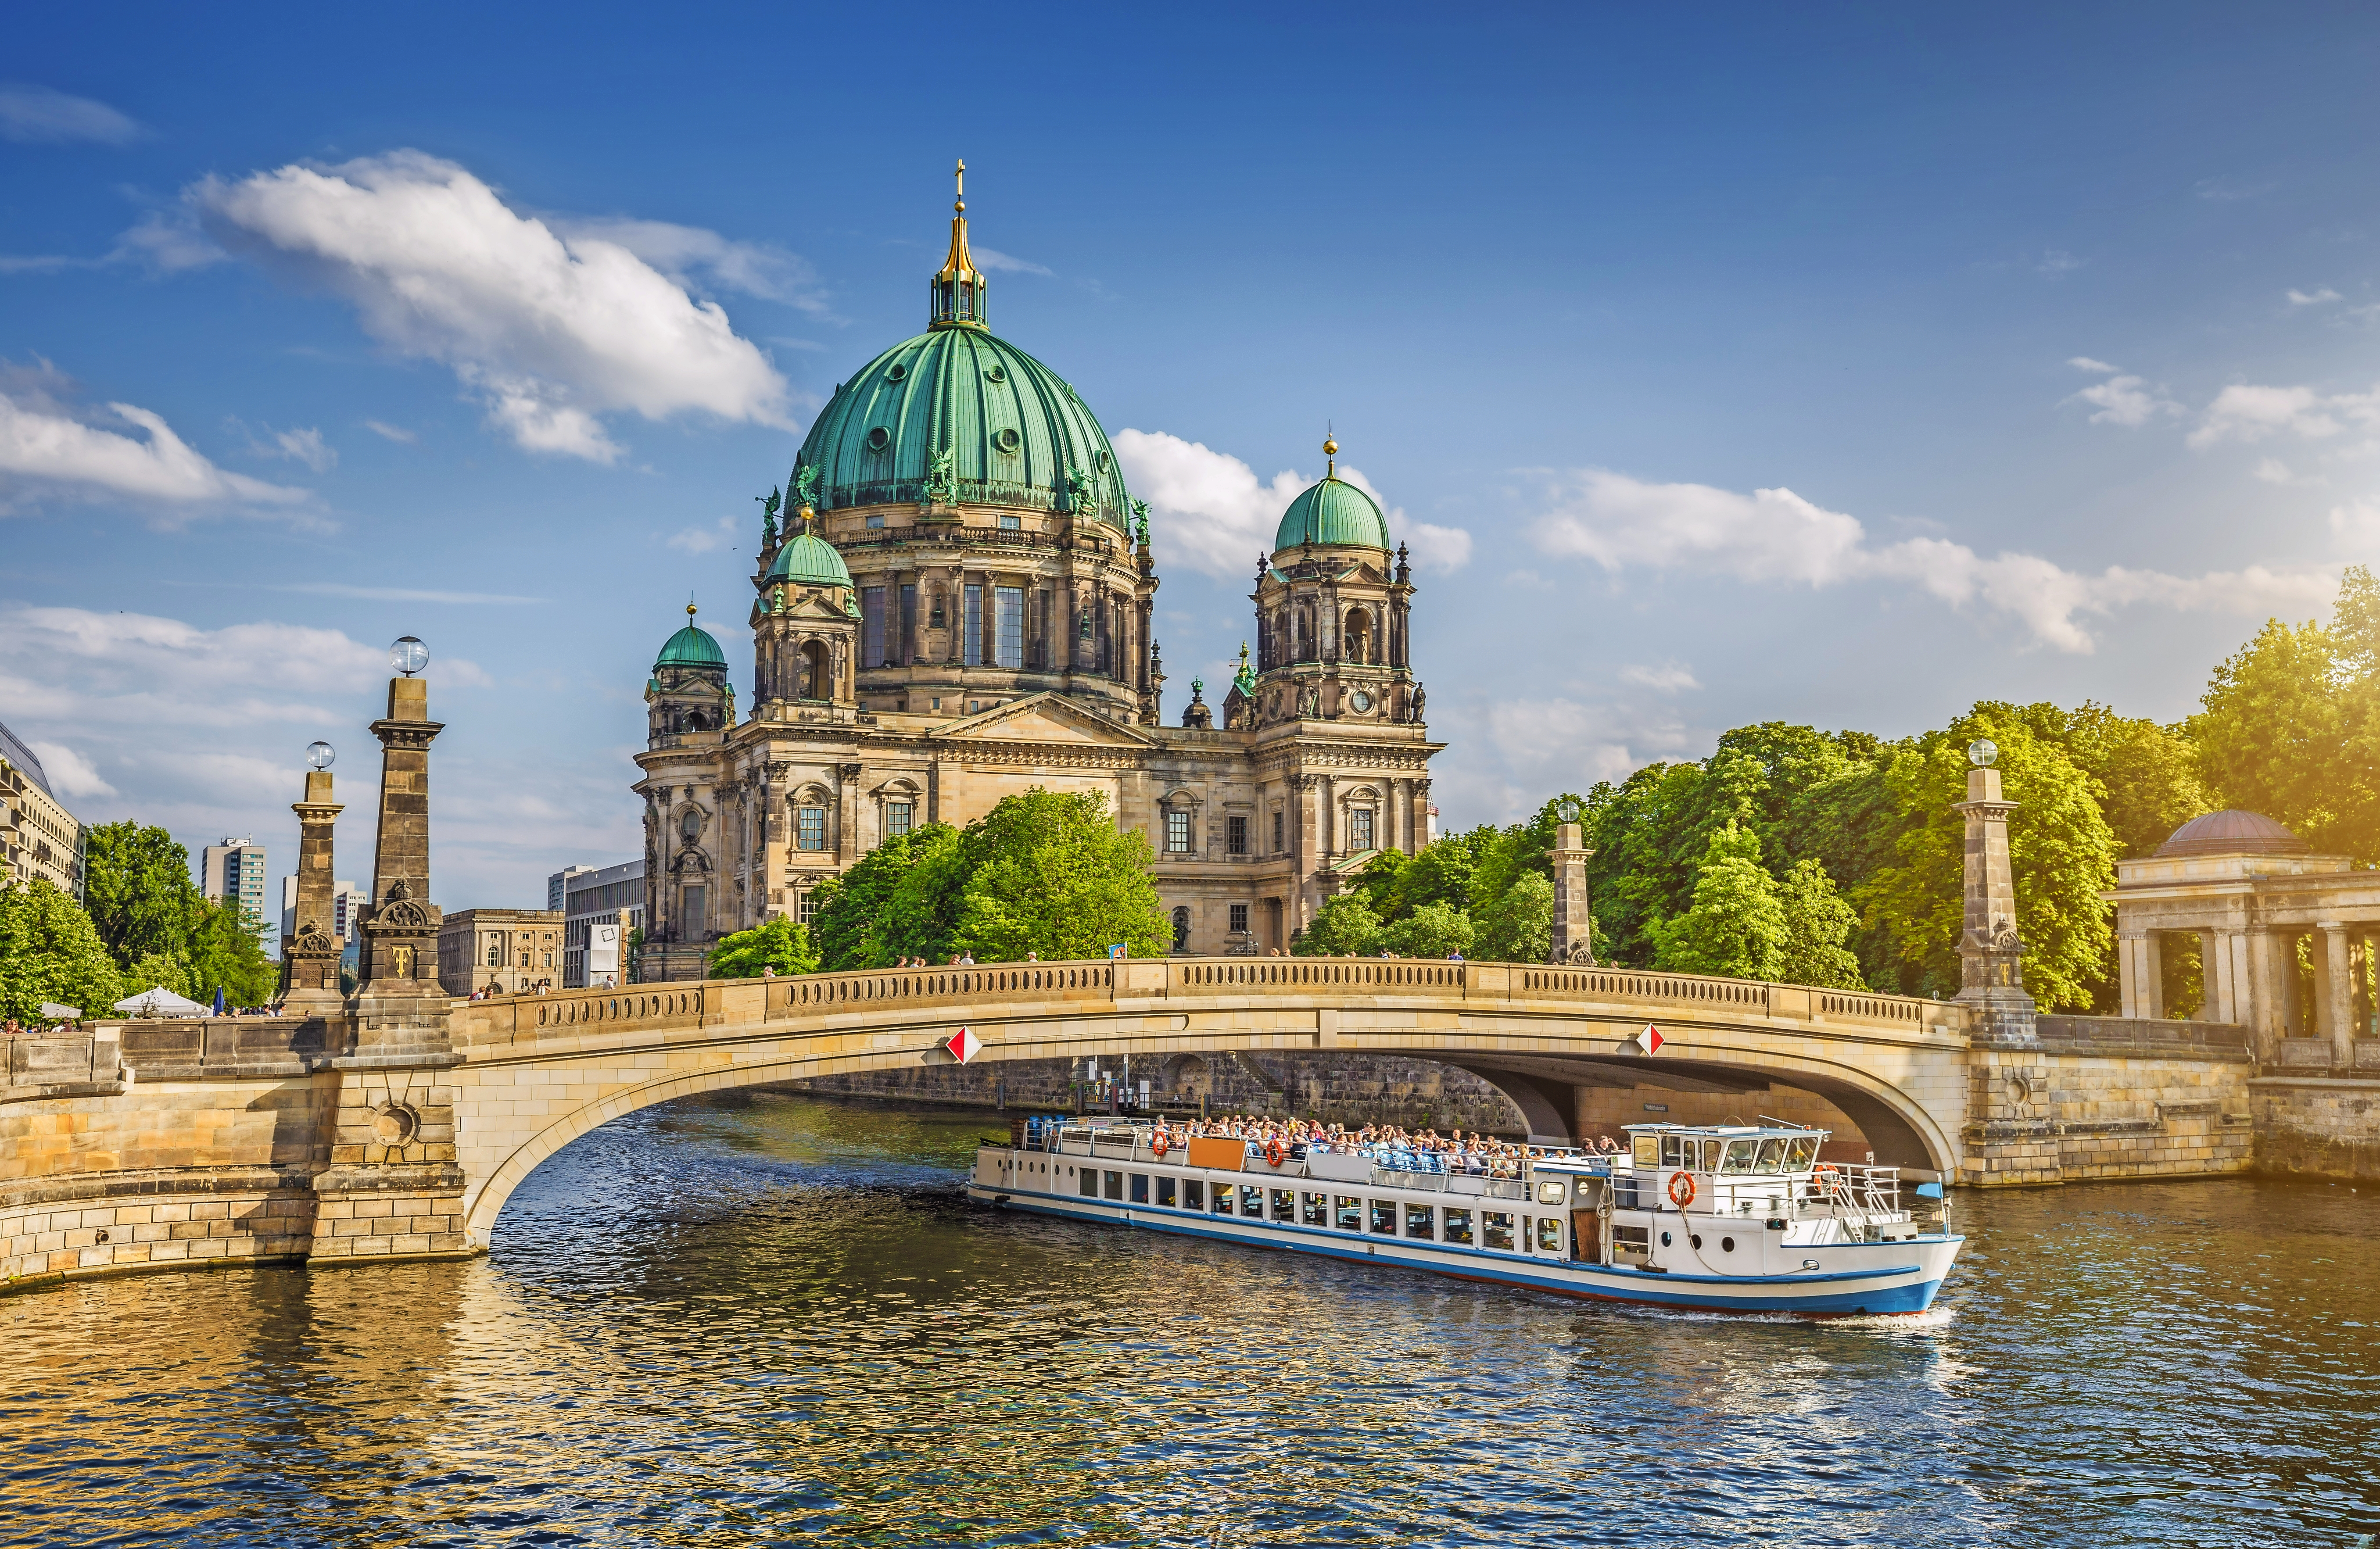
xmin=708 ymin=916 xmax=820 ymax=977
xmin=1294 ymin=893 xmax=1382 ymax=956
xmin=1653 ymin=821 xmax=1787 ymax=980
xmin=807 ymin=823 xmax=960 ymax=969
xmin=81 ymin=822 xmax=197 ymax=969
xmin=1473 ymin=870 xmax=1553 ymax=963
xmin=184 ymin=898 xmax=277 ymax=1007
xmin=953 ymin=790 xmax=1168 ymax=961
xmin=1379 ymin=901 xmax=1476 ymax=959
xmin=1775 ymin=859 xmax=1865 ymax=990
xmin=1859 ymin=719 xmax=2116 ymax=1008
xmin=0 ymin=879 xmax=124 ymax=1021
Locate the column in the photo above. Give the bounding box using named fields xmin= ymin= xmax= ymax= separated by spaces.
xmin=280 ymin=767 xmax=344 ymax=1011
xmin=2117 ymin=932 xmax=2144 ymax=1019
xmin=2200 ymin=930 xmax=2233 ymax=1023
xmin=1951 ymin=758 xmax=2037 ymax=1046
xmin=2321 ymin=923 xmax=2353 ymax=1066
xmin=2247 ymin=930 xmax=2288 ymax=1063
xmin=2281 ymin=931 xmax=2304 ymax=1034
xmin=1548 ymin=821 xmax=1595 ymax=966
xmin=356 ymin=673 xmax=443 ymax=995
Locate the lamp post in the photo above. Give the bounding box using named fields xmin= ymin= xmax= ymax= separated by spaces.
xmin=1952 ymin=737 xmax=2037 ymax=1046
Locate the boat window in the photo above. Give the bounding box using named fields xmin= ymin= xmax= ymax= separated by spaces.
xmin=1700 ymin=1139 xmax=1725 ymax=1170
xmin=1632 ymin=1134 xmax=1661 ymax=1170
xmin=1536 ymin=1180 xmax=1566 ymax=1205
xmin=1785 ymin=1137 xmax=1819 ymax=1170
xmin=1404 ymin=1203 xmax=1435 ymax=1240
xmin=1158 ymin=1177 xmax=1177 ymax=1208
xmin=1536 ymin=1217 xmax=1564 ymax=1254
xmin=1240 ymin=1185 xmax=1264 ymax=1218
xmin=1079 ymin=1169 xmax=1097 ymax=1198
xmin=1483 ymin=1212 xmax=1515 ymax=1251
xmin=1301 ymin=1191 xmax=1328 ymax=1226
xmin=1369 ymin=1200 xmax=1397 ymax=1235
xmin=1721 ymin=1140 xmax=1758 ymax=1174
xmin=1335 ymin=1196 xmax=1362 ymax=1231
xmin=1756 ymin=1138 xmax=1789 ymax=1170
xmin=1660 ymin=1135 xmax=1684 ymax=1168
xmin=1270 ymin=1189 xmax=1295 ymax=1222
xmin=1103 ymin=1171 xmax=1123 ymax=1201
xmin=1130 ymin=1173 xmax=1149 ymax=1204
xmin=1183 ymin=1179 xmax=1202 ymax=1210
xmin=1212 ymin=1182 xmax=1233 ymax=1215
xmin=1442 ymin=1208 xmax=1474 ymax=1246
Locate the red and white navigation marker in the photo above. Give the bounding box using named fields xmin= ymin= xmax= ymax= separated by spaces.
xmin=945 ymin=1026 xmax=981 ymax=1064
xmin=1635 ymin=1024 xmax=1665 ymax=1055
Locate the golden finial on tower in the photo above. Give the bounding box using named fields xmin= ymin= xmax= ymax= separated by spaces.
xmin=1323 ymin=428 xmax=1338 ymax=478
xmin=932 ymin=158 xmax=986 ymax=328
xmin=686 ymin=601 xmax=698 ymax=619
xmin=955 ymin=158 xmax=966 ymax=213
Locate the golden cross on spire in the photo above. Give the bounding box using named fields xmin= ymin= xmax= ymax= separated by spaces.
xmin=955 ymin=158 xmax=966 ymax=214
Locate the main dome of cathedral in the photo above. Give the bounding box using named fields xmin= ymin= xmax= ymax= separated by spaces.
xmin=787 ymin=171 xmax=1133 ymax=529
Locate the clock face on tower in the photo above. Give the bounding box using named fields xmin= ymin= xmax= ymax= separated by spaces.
xmin=1350 ymin=690 xmax=1373 ymax=713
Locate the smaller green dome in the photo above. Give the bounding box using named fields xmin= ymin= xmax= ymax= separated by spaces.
xmin=765 ymin=530 xmax=854 ymax=589
xmin=1274 ymin=476 xmax=1390 ymax=552
xmin=655 ymin=606 xmax=726 ymax=671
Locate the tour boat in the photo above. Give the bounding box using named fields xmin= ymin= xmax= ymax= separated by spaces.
xmin=968 ymin=1120 xmax=1961 ymax=1316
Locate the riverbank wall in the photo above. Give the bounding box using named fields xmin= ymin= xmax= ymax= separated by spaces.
xmin=2247 ymin=1077 xmax=2380 ymax=1181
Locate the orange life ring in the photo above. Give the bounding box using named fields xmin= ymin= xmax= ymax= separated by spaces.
xmin=1151 ymin=1134 xmax=1170 ymax=1159
xmin=1264 ymin=1138 xmax=1287 ymax=1167
xmin=1667 ymin=1171 xmax=1697 ymax=1209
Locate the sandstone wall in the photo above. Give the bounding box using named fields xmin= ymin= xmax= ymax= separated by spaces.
xmin=1960 ymin=1031 xmax=2255 ymax=1186
xmin=2248 ymin=1077 xmax=2380 ymax=1181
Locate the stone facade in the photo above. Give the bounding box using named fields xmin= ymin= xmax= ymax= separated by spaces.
xmin=437 ymin=908 xmax=565 ymax=997
xmin=2248 ymin=1076 xmax=2380 ymax=1181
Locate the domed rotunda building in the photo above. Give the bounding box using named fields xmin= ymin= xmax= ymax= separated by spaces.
xmin=632 ymin=174 xmax=1441 ymax=978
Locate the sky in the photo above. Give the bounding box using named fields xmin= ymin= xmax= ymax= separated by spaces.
xmin=4 ymin=3 xmax=2378 ymax=912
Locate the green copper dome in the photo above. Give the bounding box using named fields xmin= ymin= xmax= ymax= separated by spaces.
xmin=655 ymin=608 xmax=726 ymax=672
xmin=1274 ymin=475 xmax=1390 ymax=552
xmin=791 ymin=328 xmax=1133 ymax=528
xmin=764 ymin=529 xmax=854 ymax=589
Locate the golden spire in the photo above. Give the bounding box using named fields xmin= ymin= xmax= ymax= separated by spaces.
xmin=932 ymin=158 xmax=986 ymax=326
xmin=686 ymin=601 xmax=698 ymax=619
xmin=1323 ymin=429 xmax=1339 ymax=479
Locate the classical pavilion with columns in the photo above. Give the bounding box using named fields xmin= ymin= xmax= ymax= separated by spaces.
xmin=2110 ymin=808 xmax=2380 ymax=1068
xmin=631 ymin=173 xmax=1441 ymax=980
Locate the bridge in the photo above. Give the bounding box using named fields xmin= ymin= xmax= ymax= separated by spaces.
xmin=2 ymin=955 xmax=2255 ymax=1292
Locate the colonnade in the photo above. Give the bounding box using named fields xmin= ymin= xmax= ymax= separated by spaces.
xmin=2118 ymin=924 xmax=2372 ymax=1063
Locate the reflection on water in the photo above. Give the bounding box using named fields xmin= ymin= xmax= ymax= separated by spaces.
xmin=3 ymin=1091 xmax=2376 ymax=1547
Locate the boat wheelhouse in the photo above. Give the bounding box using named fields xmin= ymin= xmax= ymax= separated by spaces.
xmin=968 ymin=1118 xmax=1961 ymax=1316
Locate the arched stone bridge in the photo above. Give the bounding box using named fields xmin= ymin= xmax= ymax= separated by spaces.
xmin=1 ymin=958 xmax=2257 ymax=1294
xmin=446 ymin=957 xmax=1963 ymax=1248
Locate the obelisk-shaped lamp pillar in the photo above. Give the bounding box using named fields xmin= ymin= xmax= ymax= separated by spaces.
xmin=1549 ymin=801 xmax=1596 ymax=966
xmin=1952 ymin=740 xmax=2037 ymax=1047
xmin=353 ymin=655 xmax=444 ymax=1009
xmin=280 ymin=758 xmax=345 ymax=1011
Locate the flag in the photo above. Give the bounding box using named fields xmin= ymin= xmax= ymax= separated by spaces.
xmin=946 ymin=1026 xmax=981 ymax=1064
xmin=1638 ymin=1024 xmax=1664 ymax=1054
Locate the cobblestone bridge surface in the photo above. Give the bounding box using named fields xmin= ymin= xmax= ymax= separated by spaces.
xmin=2 ymin=957 xmax=2270 ymax=1295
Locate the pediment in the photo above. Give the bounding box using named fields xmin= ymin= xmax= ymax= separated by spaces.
xmin=936 ymin=692 xmax=1158 ymax=748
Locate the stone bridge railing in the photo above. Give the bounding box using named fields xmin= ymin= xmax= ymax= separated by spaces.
xmin=448 ymin=955 xmax=1962 ymax=1056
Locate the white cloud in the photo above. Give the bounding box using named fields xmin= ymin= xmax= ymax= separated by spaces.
xmin=2067 ymin=374 xmax=2183 ymax=427
xmin=245 ymin=424 xmax=336 ymax=472
xmin=25 ymin=741 xmax=114 ymax=799
xmin=2252 ymin=457 xmax=2325 ymax=487
xmin=667 ymin=515 xmax=741 ymax=554
xmin=186 ymin=151 xmax=791 ymax=463
xmin=362 ymin=419 xmax=417 ymax=444
xmin=972 ymin=247 xmax=1052 ymax=276
xmin=550 ymin=216 xmax=827 ymax=310
xmin=1113 ymin=429 xmax=1471 ymax=579
xmin=0 ymin=84 xmax=140 ymax=145
xmin=2287 ymin=287 xmax=2343 ymax=307
xmin=1619 ymin=662 xmax=1700 ymax=694
xmin=2331 ymin=501 xmax=2380 ymax=548
xmin=0 ymin=373 xmax=313 ymax=517
xmin=2190 ymin=382 xmax=2380 ymax=449
xmin=2036 ymin=250 xmax=2082 ymax=275
xmin=1527 ymin=468 xmax=2336 ymax=654
xmin=2067 ymin=357 xmax=2120 ymax=374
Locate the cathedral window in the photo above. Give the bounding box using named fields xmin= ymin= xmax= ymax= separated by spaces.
xmin=886 ymin=801 xmax=914 ymax=840
xmin=899 ymin=585 xmax=918 ymax=664
xmin=862 ymin=588 xmax=888 ymax=666
xmin=1273 ymin=811 xmax=1284 ymax=852
xmin=1172 ymin=907 xmax=1191 ymax=952
xmin=798 ymin=892 xmax=822 ymax=925
xmin=1230 ymin=903 xmax=1250 ymax=934
xmin=995 ymin=587 xmax=1024 ymax=669
xmin=964 ymin=584 xmax=984 ymax=665
xmin=796 ymin=808 xmax=826 ymax=851
xmin=1227 ymin=815 xmax=1248 ymax=855
xmin=999 ymin=514 xmax=1021 ymax=530
xmin=1349 ymin=809 xmax=1376 ymax=852
xmin=682 ymin=886 xmax=706 ymax=926
xmin=1165 ymin=809 xmax=1193 ymax=855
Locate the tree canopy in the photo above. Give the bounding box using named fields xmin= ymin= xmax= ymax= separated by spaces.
xmin=0 ymin=880 xmax=123 ymax=1021
xmin=78 ymin=822 xmax=277 ymax=1006
xmin=708 ymin=916 xmax=820 ymax=978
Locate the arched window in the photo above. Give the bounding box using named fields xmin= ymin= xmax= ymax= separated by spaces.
xmin=802 ymin=640 xmax=830 ymax=700
xmin=1344 ymin=608 xmax=1372 ymax=665
xmin=1171 ymin=906 xmax=1191 ymax=953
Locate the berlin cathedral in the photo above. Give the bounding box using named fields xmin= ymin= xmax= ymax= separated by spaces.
xmin=634 ymin=172 xmax=1442 ymax=979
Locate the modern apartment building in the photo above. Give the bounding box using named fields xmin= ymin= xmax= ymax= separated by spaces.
xmin=203 ymin=837 xmax=272 ymax=948
xmin=0 ymin=721 xmax=82 ymax=898
xmin=553 ymin=859 xmax=644 ymax=987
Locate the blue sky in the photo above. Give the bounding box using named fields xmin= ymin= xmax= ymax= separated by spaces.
xmin=4 ymin=3 xmax=2377 ymax=909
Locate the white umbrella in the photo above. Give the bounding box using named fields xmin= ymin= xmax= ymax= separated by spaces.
xmin=112 ymin=986 xmax=208 ymax=1017
xmin=37 ymin=1002 xmax=82 ymax=1020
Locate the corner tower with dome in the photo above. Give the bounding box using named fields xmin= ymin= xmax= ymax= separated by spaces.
xmin=631 ymin=169 xmax=1442 ymax=979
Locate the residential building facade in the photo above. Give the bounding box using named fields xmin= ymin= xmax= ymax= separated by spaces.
xmin=437 ymin=907 xmax=565 ymax=997
xmin=202 ymin=837 xmax=272 ymax=947
xmin=554 ymin=860 xmax=645 ymax=987
xmin=0 ymin=722 xmax=82 ymax=898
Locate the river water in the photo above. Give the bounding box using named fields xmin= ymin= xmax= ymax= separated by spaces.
xmin=2 ymin=1093 xmax=2375 ymax=1549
